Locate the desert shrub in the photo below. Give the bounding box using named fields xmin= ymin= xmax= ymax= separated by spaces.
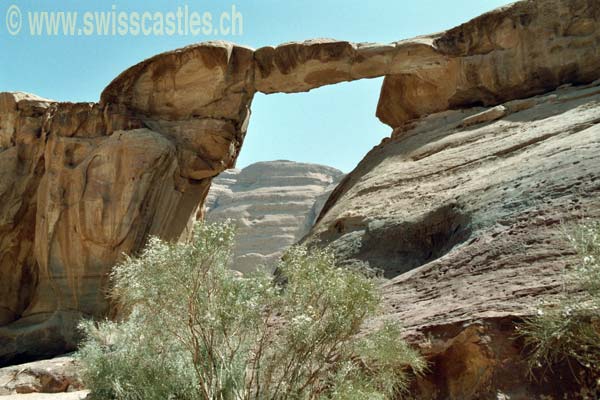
xmin=519 ymin=219 xmax=600 ymax=378
xmin=78 ymin=221 xmax=425 ymax=400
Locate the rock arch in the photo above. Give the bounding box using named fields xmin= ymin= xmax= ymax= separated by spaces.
xmin=1 ymin=0 xmax=599 ymax=364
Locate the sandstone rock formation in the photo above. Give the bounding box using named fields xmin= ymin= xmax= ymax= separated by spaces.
xmin=0 ymin=3 xmax=598 ymax=394
xmin=205 ymin=161 xmax=343 ymax=273
xmin=376 ymin=0 xmax=600 ymax=128
xmin=0 ymin=91 xmax=217 ymax=365
xmin=2 ymin=393 xmax=88 ymax=400
xmin=0 ymin=355 xmax=83 ymax=395
xmin=305 ymin=81 xmax=600 ymax=398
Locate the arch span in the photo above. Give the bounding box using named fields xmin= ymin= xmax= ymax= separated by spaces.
xmin=1 ymin=0 xmax=600 ymax=364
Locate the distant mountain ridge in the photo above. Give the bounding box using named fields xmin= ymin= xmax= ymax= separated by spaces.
xmin=205 ymin=160 xmax=343 ymax=273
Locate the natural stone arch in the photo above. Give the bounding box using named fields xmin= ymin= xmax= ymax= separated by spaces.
xmin=1 ymin=0 xmax=599 ymax=364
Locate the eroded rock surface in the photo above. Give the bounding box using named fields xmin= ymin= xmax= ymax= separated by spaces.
xmin=305 ymin=81 xmax=600 ymax=399
xmin=377 ymin=0 xmax=600 ymax=128
xmin=0 ymin=355 xmax=83 ymax=395
xmin=1 ymin=393 xmax=88 ymax=400
xmin=0 ymin=44 xmax=244 ymax=364
xmin=205 ymin=161 xmax=343 ymax=273
xmin=1 ymin=0 xmax=600 ymax=382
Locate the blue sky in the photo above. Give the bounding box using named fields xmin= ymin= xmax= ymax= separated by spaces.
xmin=1 ymin=0 xmax=513 ymax=172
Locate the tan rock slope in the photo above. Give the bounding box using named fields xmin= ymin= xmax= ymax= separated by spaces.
xmin=205 ymin=161 xmax=343 ymax=273
xmin=305 ymin=80 xmax=600 ymax=399
xmin=0 ymin=0 xmax=598 ymax=385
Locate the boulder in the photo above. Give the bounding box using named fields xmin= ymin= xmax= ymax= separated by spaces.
xmin=0 ymin=393 xmax=88 ymax=400
xmin=0 ymin=355 xmax=83 ymax=395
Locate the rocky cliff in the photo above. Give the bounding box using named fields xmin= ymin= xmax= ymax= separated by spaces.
xmin=0 ymin=3 xmax=599 ymax=397
xmin=305 ymin=78 xmax=600 ymax=399
xmin=205 ymin=161 xmax=343 ymax=273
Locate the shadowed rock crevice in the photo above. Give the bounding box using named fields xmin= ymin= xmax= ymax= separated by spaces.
xmin=315 ymin=202 xmax=472 ymax=278
xmin=360 ymin=203 xmax=472 ymax=278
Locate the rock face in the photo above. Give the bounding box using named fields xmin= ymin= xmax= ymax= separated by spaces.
xmin=0 ymin=43 xmax=242 ymax=363
xmin=305 ymin=81 xmax=600 ymax=398
xmin=376 ymin=0 xmax=600 ymax=128
xmin=205 ymin=161 xmax=343 ymax=273
xmin=0 ymin=0 xmax=599 ymax=386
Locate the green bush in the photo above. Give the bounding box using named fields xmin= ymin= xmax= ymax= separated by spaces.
xmin=518 ymin=219 xmax=600 ymax=378
xmin=78 ymin=221 xmax=426 ymax=400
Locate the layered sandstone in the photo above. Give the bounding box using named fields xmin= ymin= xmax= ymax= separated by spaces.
xmin=0 ymin=43 xmax=248 ymax=364
xmin=0 ymin=91 xmax=217 ymax=363
xmin=305 ymin=81 xmax=600 ymax=398
xmin=205 ymin=161 xmax=343 ymax=273
xmin=0 ymin=0 xmax=599 ymax=383
xmin=377 ymin=0 xmax=600 ymax=128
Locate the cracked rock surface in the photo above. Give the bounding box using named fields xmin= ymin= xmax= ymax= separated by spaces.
xmin=1 ymin=2 xmax=600 ymax=392
xmin=304 ymin=81 xmax=600 ymax=399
